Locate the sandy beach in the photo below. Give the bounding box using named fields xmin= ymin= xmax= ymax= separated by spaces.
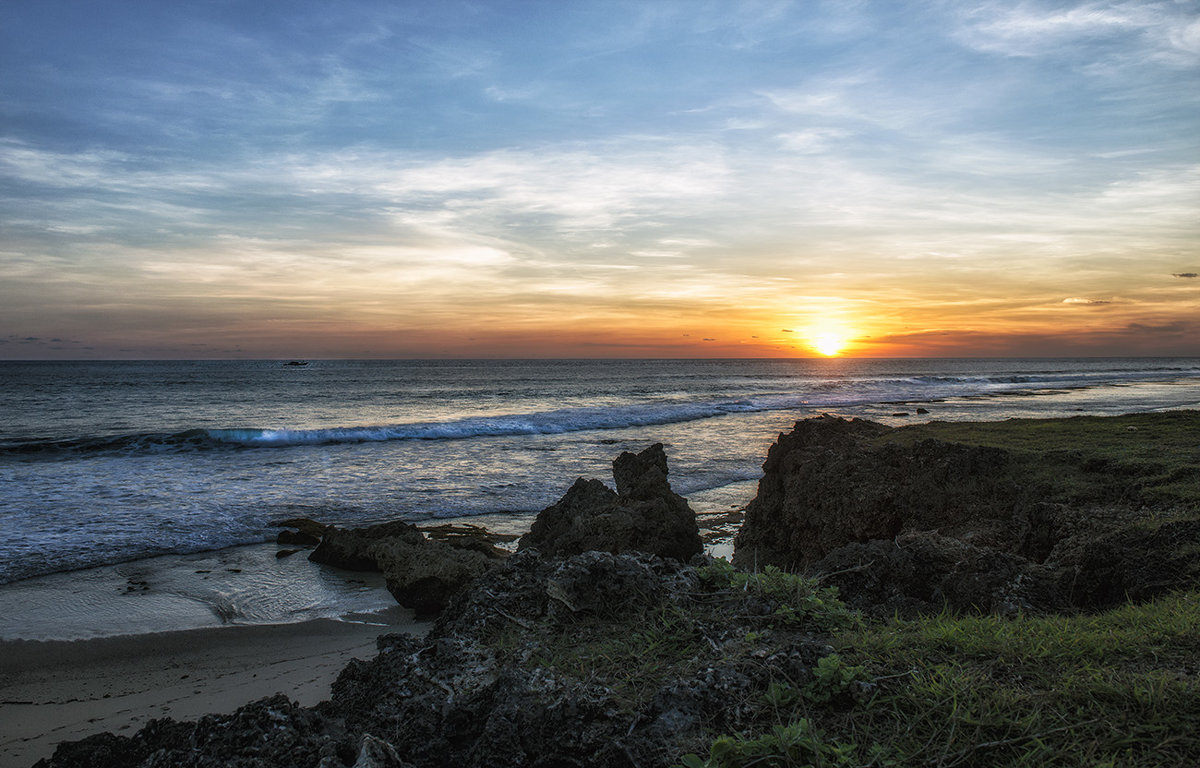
xmin=0 ymin=616 xmax=430 ymax=768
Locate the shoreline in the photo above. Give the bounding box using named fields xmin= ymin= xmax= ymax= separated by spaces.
xmin=0 ymin=487 xmax=748 ymax=767
xmin=5 ymin=409 xmax=1198 ymax=766
xmin=0 ymin=615 xmax=431 ymax=768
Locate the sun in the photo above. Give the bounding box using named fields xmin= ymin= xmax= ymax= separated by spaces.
xmin=812 ymin=334 xmax=846 ymax=357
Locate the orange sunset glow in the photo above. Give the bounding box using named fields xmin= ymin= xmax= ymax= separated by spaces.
xmin=1 ymin=3 xmax=1197 ymax=360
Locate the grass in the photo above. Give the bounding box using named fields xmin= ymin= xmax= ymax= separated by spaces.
xmin=684 ymin=590 xmax=1200 ymax=767
xmin=869 ymin=410 xmax=1200 ymax=509
xmin=854 ymin=593 xmax=1200 ymax=766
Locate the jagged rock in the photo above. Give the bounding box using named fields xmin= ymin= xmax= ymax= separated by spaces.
xmin=38 ymin=549 xmax=847 ymax=768
xmin=372 ymin=538 xmax=500 ymax=617
xmin=1049 ymin=518 xmax=1200 ymax=607
xmin=518 ymin=443 xmax=702 ymax=561
xmin=733 ymin=413 xmax=1200 ymax=614
xmin=733 ymin=415 xmax=1029 ymax=571
xmin=351 ymin=734 xmax=413 ymax=768
xmin=309 ymin=520 xmax=426 ymax=571
xmin=420 ymin=523 xmax=516 ymax=558
xmin=809 ymin=531 xmax=1064 ymax=617
xmin=35 ymin=694 xmax=347 ymax=768
xmin=329 ymin=550 xmax=835 ymax=768
xmin=612 ymin=442 xmax=670 ymax=498
xmin=273 ymin=517 xmax=328 ymax=546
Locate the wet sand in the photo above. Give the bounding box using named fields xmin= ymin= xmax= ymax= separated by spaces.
xmin=0 ymin=617 xmax=430 ymax=768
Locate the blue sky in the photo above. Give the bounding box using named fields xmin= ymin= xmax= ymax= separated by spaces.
xmin=2 ymin=0 xmax=1198 ymax=358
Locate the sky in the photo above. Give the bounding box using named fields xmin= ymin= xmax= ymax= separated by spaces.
xmin=1 ymin=0 xmax=1198 ymax=359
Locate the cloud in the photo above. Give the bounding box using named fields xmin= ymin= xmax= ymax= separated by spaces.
xmin=1125 ymin=320 xmax=1193 ymax=333
xmin=954 ymin=2 xmax=1200 ymax=67
xmin=1173 ymin=272 xmax=1198 ymax=278
xmin=1062 ymin=297 xmax=1110 ymax=305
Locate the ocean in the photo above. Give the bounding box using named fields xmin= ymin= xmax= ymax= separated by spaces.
xmin=2 ymin=358 xmax=1198 ymax=639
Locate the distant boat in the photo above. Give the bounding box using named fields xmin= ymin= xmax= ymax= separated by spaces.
xmin=283 ymin=360 xmax=309 ymax=367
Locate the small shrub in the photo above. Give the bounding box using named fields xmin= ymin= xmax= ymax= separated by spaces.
xmin=804 ymin=653 xmax=867 ymax=705
xmin=697 ymin=559 xmax=857 ymax=631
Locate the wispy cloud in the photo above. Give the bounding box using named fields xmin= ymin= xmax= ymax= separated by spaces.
xmin=954 ymin=1 xmax=1200 ymax=67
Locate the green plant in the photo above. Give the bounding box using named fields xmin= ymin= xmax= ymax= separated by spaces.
xmin=804 ymin=653 xmax=866 ymax=705
xmin=697 ymin=559 xmax=858 ymax=632
xmin=678 ymin=719 xmax=860 ymax=768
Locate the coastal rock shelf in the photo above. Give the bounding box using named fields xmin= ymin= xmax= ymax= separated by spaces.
xmin=34 ymin=551 xmax=852 ymax=768
xmin=734 ymin=411 xmax=1200 ymax=615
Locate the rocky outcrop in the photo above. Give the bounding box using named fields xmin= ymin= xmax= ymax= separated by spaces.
xmin=38 ymin=551 xmax=845 ymax=768
xmin=327 ymin=550 xmax=840 ymax=768
xmin=806 ymin=531 xmax=1065 ymax=616
xmin=733 ymin=415 xmax=1029 ymax=572
xmin=274 ymin=517 xmax=328 ymax=547
xmin=372 ymin=538 xmax=500 ymax=617
xmin=518 ymin=443 xmax=702 ymax=561
xmin=304 ymin=519 xmax=503 ymax=616
xmin=309 ymin=520 xmax=426 ymax=571
xmin=37 ymin=695 xmax=346 ymax=768
xmin=734 ymin=413 xmax=1200 ymax=615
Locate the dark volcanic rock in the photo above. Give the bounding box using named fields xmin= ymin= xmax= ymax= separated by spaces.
xmin=38 ymin=549 xmax=846 ymax=768
xmin=304 ymin=519 xmax=506 ymax=615
xmin=733 ymin=413 xmax=1200 ymax=614
xmin=373 ymin=537 xmax=500 ymax=617
xmin=518 ymin=443 xmax=702 ymax=561
xmin=810 ymin=531 xmax=1064 ymax=617
xmin=1050 ymin=517 xmax=1200 ymax=607
xmin=273 ymin=517 xmax=328 ymax=546
xmin=309 ymin=520 xmax=425 ymax=571
xmin=36 ymin=695 xmax=347 ymax=768
xmin=733 ymin=415 xmax=1027 ymax=572
xmin=328 ymin=550 xmax=834 ymax=768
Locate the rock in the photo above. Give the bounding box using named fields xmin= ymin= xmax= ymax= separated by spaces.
xmin=329 ymin=550 xmax=836 ymax=768
xmin=1049 ymin=518 xmax=1200 ymax=608
xmin=35 ymin=694 xmax=346 ymax=768
xmin=611 ymin=442 xmax=670 ymax=498
xmin=810 ymin=531 xmax=1063 ymax=617
xmin=305 ymin=519 xmax=511 ymax=616
xmin=518 ymin=444 xmax=702 ymax=561
xmin=733 ymin=415 xmax=1027 ymax=571
xmin=733 ymin=413 xmax=1200 ymax=614
xmin=420 ymin=523 xmax=515 ymax=559
xmin=916 ymin=408 xmax=930 ymax=414
xmin=38 ymin=549 xmax=846 ymax=768
xmin=273 ymin=517 xmax=328 ymax=546
xmin=352 ymin=734 xmax=414 ymax=768
xmin=372 ymin=538 xmax=500 ymax=617
xmin=309 ymin=520 xmax=425 ymax=571
xmin=276 ymin=548 xmax=302 ymax=559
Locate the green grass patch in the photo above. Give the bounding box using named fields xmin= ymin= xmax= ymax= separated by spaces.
xmin=833 ymin=591 xmax=1200 ymax=766
xmin=681 ymin=591 xmax=1200 ymax=767
xmin=871 ymin=410 xmax=1200 ymax=508
xmin=696 ymin=559 xmax=859 ymax=633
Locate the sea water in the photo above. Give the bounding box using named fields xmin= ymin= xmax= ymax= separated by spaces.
xmin=2 ymin=358 xmax=1198 ymax=638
